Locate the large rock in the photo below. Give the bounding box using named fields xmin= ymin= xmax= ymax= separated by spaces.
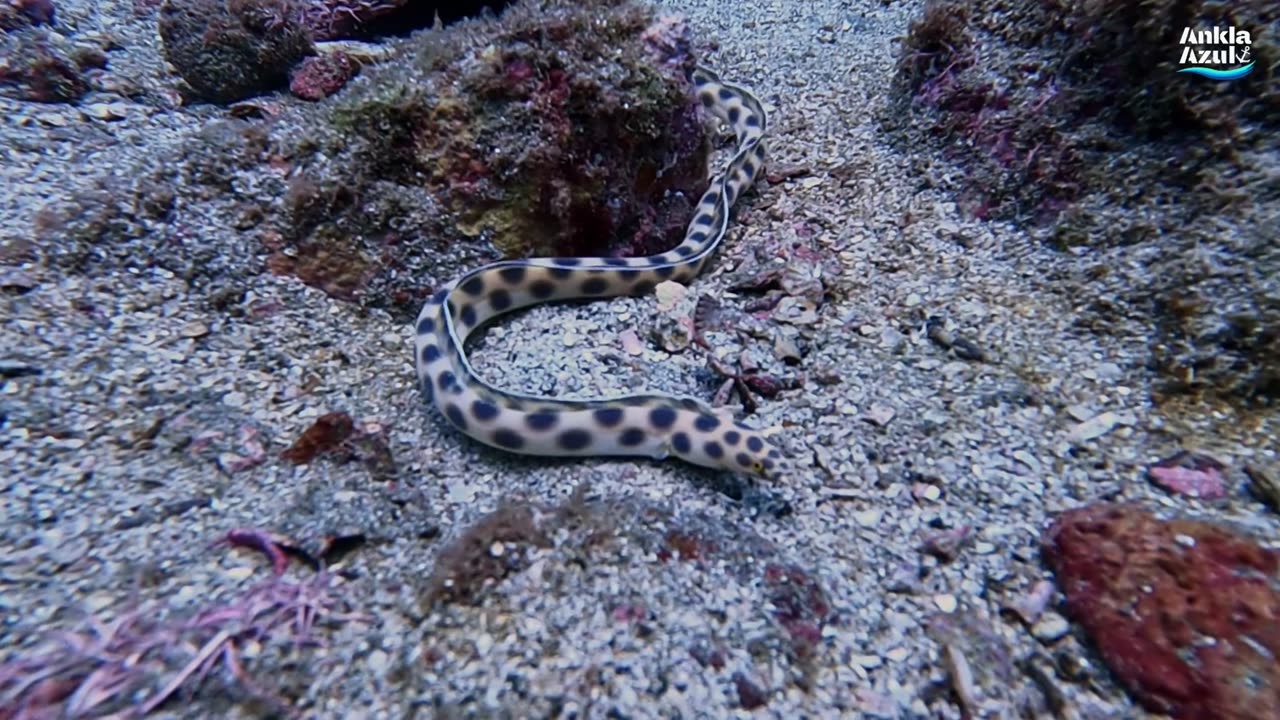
xmin=1043 ymin=502 xmax=1280 ymax=720
xmin=159 ymin=0 xmax=313 ymax=103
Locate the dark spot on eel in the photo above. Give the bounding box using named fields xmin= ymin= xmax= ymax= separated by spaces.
xmin=489 ymin=289 xmax=512 ymax=312
xmin=530 ymin=280 xmax=555 ymax=299
xmin=557 ymin=429 xmax=592 ymax=451
xmin=619 ymin=428 xmax=646 ymax=446
xmin=492 ymin=428 xmax=524 ymax=449
xmin=525 ymin=411 xmax=559 ymax=431
xmin=672 ymin=432 xmax=691 ymax=454
xmin=444 ymin=404 xmax=466 ymax=430
xmin=649 ymin=406 xmax=677 ymax=430
xmin=581 ymin=277 xmax=609 ymax=295
xmin=459 ymin=304 xmax=477 ymax=327
xmin=592 ymin=407 xmax=624 ymax=427
xmin=460 ymin=276 xmax=485 ymax=296
xmin=471 ymin=400 xmax=499 ymax=422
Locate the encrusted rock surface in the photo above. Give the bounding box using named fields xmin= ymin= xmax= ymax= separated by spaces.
xmin=1043 ymin=502 xmax=1280 ymax=720
xmin=158 ymin=0 xmax=314 ymax=102
xmin=887 ymin=0 xmax=1279 ymax=406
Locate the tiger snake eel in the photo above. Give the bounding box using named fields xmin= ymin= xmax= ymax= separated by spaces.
xmin=412 ymin=66 xmax=790 ymax=481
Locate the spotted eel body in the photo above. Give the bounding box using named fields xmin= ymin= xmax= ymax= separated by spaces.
xmin=412 ymin=66 xmax=790 ymax=481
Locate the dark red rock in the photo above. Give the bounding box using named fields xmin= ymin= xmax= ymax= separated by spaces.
xmin=280 ymin=411 xmax=355 ymax=464
xmin=732 ymin=671 xmax=769 ymax=710
xmin=1043 ymin=502 xmax=1280 ymax=720
xmin=288 ymin=51 xmax=357 ymax=100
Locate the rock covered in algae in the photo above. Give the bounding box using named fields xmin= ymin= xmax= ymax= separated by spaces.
xmin=886 ymin=0 xmax=1278 ymax=406
xmin=158 ymin=0 xmax=314 ymax=103
xmin=1042 ymin=502 xmax=1280 ymax=720
xmin=268 ymin=0 xmax=711 ymax=313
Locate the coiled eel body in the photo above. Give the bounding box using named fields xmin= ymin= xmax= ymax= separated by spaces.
xmin=412 ymin=66 xmax=789 ymax=481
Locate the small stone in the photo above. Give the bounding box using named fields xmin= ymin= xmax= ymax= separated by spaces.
xmin=852 ymin=654 xmax=883 ymax=669
xmin=879 ymin=326 xmax=905 ymax=352
xmin=1012 ymin=450 xmax=1041 ymax=474
xmin=1244 ymin=464 xmax=1280 ymax=511
xmin=913 ymin=483 xmax=942 ymax=502
xmin=562 ymin=331 xmax=578 ymax=347
xmin=1030 ymin=612 xmax=1071 ymax=643
xmin=856 ymin=689 xmax=898 ymax=718
xmin=862 ymin=403 xmax=896 ymax=427
xmin=853 ymin=509 xmax=883 ymax=527
xmin=933 ymin=593 xmax=958 ymax=613
xmin=289 ymin=52 xmax=358 ymax=101
xmin=1065 ymin=404 xmax=1094 ymax=422
xmin=655 ymin=280 xmax=686 ymax=311
xmin=1004 ymin=579 xmax=1056 ymax=625
xmin=1147 ymin=450 xmax=1228 ymax=500
xmin=1096 ymin=362 xmax=1122 ymax=380
xmin=35 ymin=112 xmax=68 ymax=127
xmin=885 ymin=646 xmax=910 ymax=662
xmin=1067 ymin=411 xmax=1119 ymax=443
xmin=314 ymin=39 xmax=396 ymax=64
xmin=773 ymin=332 xmax=803 ymax=363
xmin=84 ymin=102 xmax=129 ymax=120
xmin=367 ymin=649 xmax=389 ymax=674
xmin=179 ymin=321 xmax=209 ymax=338
xmin=773 ymin=296 xmax=818 ymax=325
xmin=619 ymin=329 xmax=644 ymax=356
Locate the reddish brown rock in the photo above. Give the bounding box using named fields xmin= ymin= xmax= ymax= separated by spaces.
xmin=280 ymin=411 xmax=354 ymax=464
xmin=1043 ymin=502 xmax=1280 ymax=720
xmin=0 ymin=29 xmax=91 ymax=103
xmin=288 ymin=51 xmax=357 ymax=100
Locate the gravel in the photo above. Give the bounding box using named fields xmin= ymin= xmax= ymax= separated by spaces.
xmin=2 ymin=0 xmax=1277 ymax=718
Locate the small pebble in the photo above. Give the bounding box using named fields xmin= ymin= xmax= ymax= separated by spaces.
xmin=179 ymin=321 xmax=209 ymax=338
xmin=1030 ymin=612 xmax=1071 ymax=643
xmin=852 ymin=654 xmax=883 ymax=669
xmin=1068 ymin=411 xmax=1119 ymax=442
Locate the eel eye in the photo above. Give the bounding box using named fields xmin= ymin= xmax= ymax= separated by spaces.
xmin=751 ymin=461 xmax=765 ymax=475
